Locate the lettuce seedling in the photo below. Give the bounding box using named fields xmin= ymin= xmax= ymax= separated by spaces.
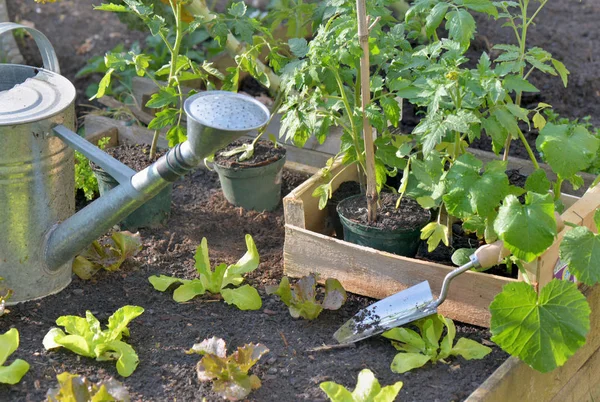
xmin=73 ymin=231 xmax=142 ymax=280
xmin=320 ymin=369 xmax=403 ymax=402
xmin=47 ymin=372 xmax=130 ymax=402
xmin=43 ymin=306 xmax=144 ymax=377
xmin=187 ymin=337 xmax=269 ymax=401
xmin=383 ymin=314 xmax=491 ymax=373
xmin=0 ymin=328 xmax=29 ymax=385
xmin=148 ymin=234 xmax=262 ymax=310
xmin=265 ymin=273 xmax=347 ymax=320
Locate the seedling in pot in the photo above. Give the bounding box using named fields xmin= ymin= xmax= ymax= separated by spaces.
xmin=266 ymin=273 xmax=347 ymax=320
xmin=47 ymin=372 xmax=130 ymax=402
xmin=148 ymin=234 xmax=262 ymax=310
xmin=383 ymin=314 xmax=491 ymax=374
xmin=43 ymin=306 xmax=144 ymax=377
xmin=320 ymin=368 xmax=403 ymax=402
xmin=72 ymin=231 xmax=142 ymax=280
xmin=187 ymin=336 xmax=269 ymax=401
xmin=0 ymin=329 xmax=29 ymax=385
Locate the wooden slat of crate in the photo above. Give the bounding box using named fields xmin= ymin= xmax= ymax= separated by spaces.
xmin=466 ymin=285 xmax=600 ymax=402
xmin=284 ymin=225 xmax=515 ymax=327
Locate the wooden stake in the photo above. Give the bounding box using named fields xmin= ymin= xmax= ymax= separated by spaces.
xmin=356 ymin=0 xmax=378 ymax=223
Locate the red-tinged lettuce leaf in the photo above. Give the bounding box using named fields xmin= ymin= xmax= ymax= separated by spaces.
xmin=190 ymin=337 xmax=268 ymax=401
xmin=322 ymin=278 xmax=347 ymax=310
xmin=46 ymin=372 xmax=130 ymax=402
xmin=73 ymin=232 xmax=142 ymax=279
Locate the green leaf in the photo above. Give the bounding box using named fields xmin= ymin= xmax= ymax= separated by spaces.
xmin=494 ymin=193 xmax=557 ymax=262
xmin=148 ymin=275 xmax=186 ymax=292
xmin=524 ymin=169 xmax=551 ymax=193
xmin=166 ymin=125 xmax=187 ymax=147
xmin=425 ymin=2 xmax=449 ymax=37
xmin=559 ymin=226 xmax=600 ymax=286
xmin=96 ymin=340 xmax=139 ymax=377
xmin=94 ymin=3 xmax=129 ymax=12
xmin=0 ymin=329 xmax=29 ymax=385
xmin=173 ymin=281 xmax=206 ymax=302
xmin=221 ymin=285 xmax=262 ymax=310
xmin=383 ymin=328 xmax=426 ymax=353
xmin=228 ymin=1 xmax=247 ymax=17
xmin=451 ymin=248 xmax=476 ymax=266
xmin=503 ymin=75 xmax=539 ymax=93
xmin=551 ymin=59 xmax=569 ymax=87
xmin=351 ymin=368 xmax=381 ymax=401
xmin=492 ymin=107 xmax=520 ymax=138
xmin=451 ymin=338 xmax=491 ymax=360
xmin=265 ymin=276 xmax=293 ymax=305
xmin=148 ymin=108 xmax=178 ymax=130
xmin=532 ymin=112 xmax=546 ymax=130
xmin=106 ymin=305 xmax=144 ymax=341
xmin=390 ymin=352 xmax=431 ymax=374
xmin=91 ymin=68 xmax=113 ymax=100
xmin=312 ymin=183 xmax=332 ymax=210
xmin=223 ymin=234 xmax=260 ymax=288
xmin=47 ymin=373 xmax=130 ymax=401
xmin=536 ymin=123 xmax=600 ymax=179
xmin=445 ymin=9 xmax=476 ymax=49
xmin=320 ymin=369 xmax=402 ymax=402
xmin=490 ymin=280 xmax=590 ymax=372
xmin=320 ymin=382 xmax=354 ymax=402
xmin=145 ymin=87 xmax=178 ymax=109
xmin=288 ymin=38 xmax=309 ymax=58
xmin=462 ymin=0 xmax=498 ymax=17
xmin=420 ymin=222 xmax=449 ymax=252
xmin=380 ymin=97 xmax=401 ymax=127
xmin=42 ymin=328 xmax=66 ymax=350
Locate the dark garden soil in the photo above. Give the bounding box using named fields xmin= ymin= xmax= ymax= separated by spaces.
xmin=91 ymin=144 xmax=167 ymax=172
xmin=0 ymin=168 xmax=508 ymax=402
xmin=338 ymin=192 xmax=431 ymax=231
xmin=214 ymin=139 xmax=287 ymax=168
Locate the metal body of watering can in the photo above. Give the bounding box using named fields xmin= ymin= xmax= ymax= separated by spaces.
xmin=0 ymin=23 xmax=270 ymax=303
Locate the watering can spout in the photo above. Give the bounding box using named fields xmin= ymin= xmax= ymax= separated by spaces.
xmin=44 ymin=91 xmax=270 ymax=271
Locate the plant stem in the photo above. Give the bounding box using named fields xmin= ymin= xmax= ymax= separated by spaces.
xmin=356 ymin=0 xmax=378 ymax=223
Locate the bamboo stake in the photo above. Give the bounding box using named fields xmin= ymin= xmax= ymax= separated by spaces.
xmin=356 ymin=0 xmax=378 ymax=223
xmin=184 ymin=0 xmax=281 ymax=95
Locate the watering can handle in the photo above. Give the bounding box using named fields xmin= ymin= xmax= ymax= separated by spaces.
xmin=0 ymin=22 xmax=60 ymax=74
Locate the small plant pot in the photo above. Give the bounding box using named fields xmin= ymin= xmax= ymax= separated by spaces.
xmin=328 ymin=181 xmax=362 ymax=239
xmin=337 ymin=194 xmax=431 ymax=257
xmin=92 ymin=166 xmax=173 ymax=231
xmin=214 ymin=155 xmax=286 ymax=212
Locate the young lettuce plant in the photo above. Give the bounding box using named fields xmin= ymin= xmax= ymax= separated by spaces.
xmin=383 ymin=314 xmax=491 ymax=374
xmin=73 ymin=231 xmax=142 ymax=280
xmin=187 ymin=336 xmax=269 ymax=401
xmin=320 ymin=369 xmax=403 ymax=402
xmin=43 ymin=306 xmax=144 ymax=377
xmin=0 ymin=329 xmax=29 ymax=385
xmin=266 ymin=273 xmax=347 ymax=320
xmin=148 ymin=234 xmax=262 ymax=310
xmin=47 ymin=372 xmax=130 ymax=402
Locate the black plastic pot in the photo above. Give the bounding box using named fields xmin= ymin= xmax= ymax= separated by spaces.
xmin=337 ymin=194 xmax=430 ymax=257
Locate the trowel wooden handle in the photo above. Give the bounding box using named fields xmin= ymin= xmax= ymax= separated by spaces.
xmin=474 ymin=213 xmax=564 ymax=269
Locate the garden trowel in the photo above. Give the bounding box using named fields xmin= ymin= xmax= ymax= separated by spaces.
xmin=333 ymin=241 xmax=510 ymax=344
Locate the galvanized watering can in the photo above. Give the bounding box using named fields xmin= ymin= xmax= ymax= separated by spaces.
xmin=0 ymin=23 xmax=270 ymax=303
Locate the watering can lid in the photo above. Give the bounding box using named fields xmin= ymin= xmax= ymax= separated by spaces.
xmin=0 ymin=66 xmax=76 ymax=126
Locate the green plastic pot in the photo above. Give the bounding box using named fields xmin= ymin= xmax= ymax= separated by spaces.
xmin=337 ymin=195 xmax=430 ymax=257
xmin=92 ymin=165 xmax=172 ymax=231
xmin=214 ymin=155 xmax=286 ymax=212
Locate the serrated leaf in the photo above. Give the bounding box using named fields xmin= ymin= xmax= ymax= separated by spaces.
xmin=536 ymin=123 xmax=600 ymax=179
xmin=494 ymin=193 xmax=557 ymax=262
xmin=420 ymin=222 xmax=449 ymax=252
xmin=503 ymin=75 xmax=539 ymax=93
xmin=524 ymin=169 xmax=551 ymax=193
xmin=288 ymin=38 xmax=309 ymax=58
xmin=490 ymin=280 xmax=590 ymax=372
xmin=221 ymin=285 xmax=262 ymax=310
xmin=380 ymin=97 xmax=401 ymax=127
xmin=559 ymin=226 xmax=600 ymax=286
xmin=425 ymin=2 xmax=449 ymax=37
xmin=532 ymin=112 xmax=546 ymax=130
xmin=148 ymin=108 xmax=178 ymax=130
xmin=312 ymin=183 xmax=332 ymax=210
xmin=228 ymin=1 xmax=247 ymax=17
xmin=492 ymin=107 xmax=520 ymax=138
xmin=145 ymin=87 xmax=178 ymax=109
xmin=462 ymin=0 xmax=498 ymax=16
xmin=94 ymin=3 xmax=129 ymax=12
xmin=445 ymin=9 xmax=476 ymax=49
xmin=166 ymin=125 xmax=187 ymax=147
xmin=551 ymin=59 xmax=569 ymax=87
xmin=91 ymin=68 xmax=113 ymax=100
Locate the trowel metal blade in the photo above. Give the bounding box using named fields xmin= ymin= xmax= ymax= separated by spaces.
xmin=333 ymin=281 xmax=437 ymax=344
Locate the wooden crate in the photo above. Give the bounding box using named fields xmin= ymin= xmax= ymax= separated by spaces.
xmin=283 ymin=158 xmax=585 ymax=328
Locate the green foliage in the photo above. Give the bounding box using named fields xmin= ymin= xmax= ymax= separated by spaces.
xmin=319 ymin=369 xmax=403 ymax=402
xmin=383 ymin=314 xmax=491 ymax=373
xmin=266 ymin=274 xmax=347 ymax=320
xmin=559 ymin=210 xmax=600 ymax=286
xmin=74 ymin=137 xmax=110 ymax=201
xmin=0 ymin=329 xmax=29 ymax=385
xmin=187 ymin=337 xmax=268 ymax=401
xmin=148 ymin=234 xmax=262 ymax=310
xmin=47 ymin=372 xmax=130 ymax=402
xmin=43 ymin=306 xmax=144 ymax=377
xmin=72 ymin=231 xmax=142 ymax=280
xmin=490 ymin=280 xmax=590 ymax=373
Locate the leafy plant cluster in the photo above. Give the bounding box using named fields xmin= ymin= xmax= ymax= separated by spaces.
xmin=43 ymin=306 xmax=144 ymax=377
xmin=266 ymin=273 xmax=347 ymax=320
xmin=187 ymin=336 xmax=269 ymax=401
xmin=47 ymin=372 xmax=130 ymax=402
xmin=0 ymin=329 xmax=29 ymax=385
xmin=149 ymin=234 xmax=263 ymax=310
xmin=320 ymin=369 xmax=403 ymax=402
xmin=383 ymin=314 xmax=491 ymax=373
xmin=74 ymin=137 xmax=110 ymax=201
xmin=73 ymin=231 xmax=142 ymax=280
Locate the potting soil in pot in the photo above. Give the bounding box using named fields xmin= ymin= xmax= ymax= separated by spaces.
xmin=213 ymin=139 xmax=286 ymax=169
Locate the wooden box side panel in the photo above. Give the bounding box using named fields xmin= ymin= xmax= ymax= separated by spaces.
xmin=466 ymin=285 xmax=600 ymax=402
xmin=283 ymin=162 xmax=358 ymax=233
xmin=284 ymin=225 xmax=515 ymax=327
